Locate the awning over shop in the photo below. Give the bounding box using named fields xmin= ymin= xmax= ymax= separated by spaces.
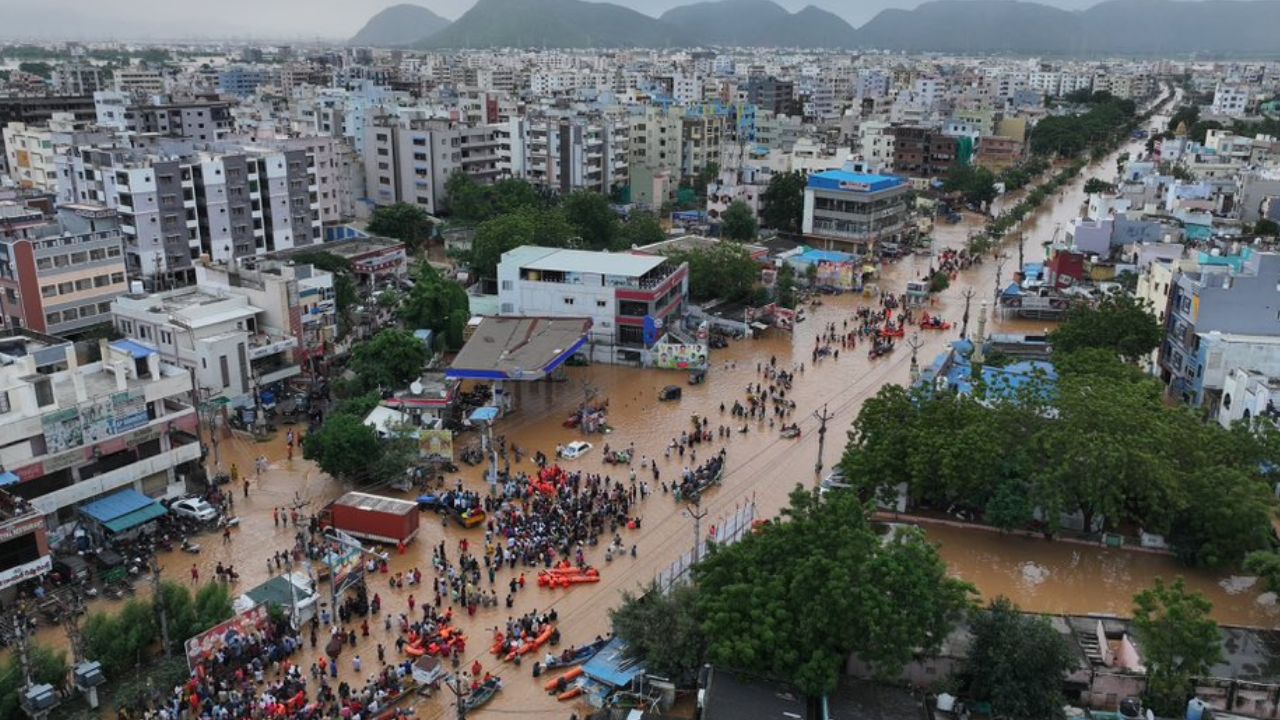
xmin=0 ymin=471 xmax=19 ymax=487
xmin=80 ymin=488 xmax=167 ymax=533
xmin=104 ymin=503 xmax=168 ymax=533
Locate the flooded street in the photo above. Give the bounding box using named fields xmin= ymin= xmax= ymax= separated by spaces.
xmin=19 ymin=89 xmax=1276 ymax=718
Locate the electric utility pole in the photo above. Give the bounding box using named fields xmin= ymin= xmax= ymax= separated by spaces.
xmin=813 ymin=403 xmax=833 ymax=476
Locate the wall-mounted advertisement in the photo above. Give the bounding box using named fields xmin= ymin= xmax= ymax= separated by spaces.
xmin=419 ymin=429 xmax=454 ymax=461
xmin=653 ymin=342 xmax=708 ymax=370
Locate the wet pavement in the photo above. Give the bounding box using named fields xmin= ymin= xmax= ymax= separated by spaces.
xmin=17 ymin=88 xmax=1278 ymax=719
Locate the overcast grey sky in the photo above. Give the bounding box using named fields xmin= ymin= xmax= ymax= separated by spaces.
xmin=0 ymin=0 xmax=1119 ymax=41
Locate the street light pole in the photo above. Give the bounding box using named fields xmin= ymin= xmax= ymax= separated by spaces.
xmin=812 ymin=403 xmax=833 ymax=476
xmin=687 ymin=496 xmax=708 ymax=566
xmin=907 ymin=333 xmax=924 ymax=384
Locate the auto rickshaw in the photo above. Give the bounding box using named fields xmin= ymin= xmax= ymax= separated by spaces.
xmin=658 ymin=385 xmax=682 ymax=401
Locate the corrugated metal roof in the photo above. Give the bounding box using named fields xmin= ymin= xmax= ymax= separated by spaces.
xmin=80 ymin=488 xmax=156 ymax=522
xmin=333 ymin=491 xmax=415 ymax=516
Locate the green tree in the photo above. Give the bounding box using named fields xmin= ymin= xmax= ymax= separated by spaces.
xmin=303 ymin=413 xmax=383 ymax=483
xmin=563 ymin=190 xmax=619 ymax=251
xmin=17 ymin=61 xmax=53 ymax=78
xmin=193 ymin=582 xmax=235 ymax=630
xmin=350 ymin=328 xmax=428 ymax=391
xmin=663 ymin=241 xmax=760 ymax=303
xmin=400 ymin=264 xmax=471 ymax=350
xmin=694 ymin=487 xmax=972 ymax=695
xmin=962 ymin=598 xmax=1074 ymax=720
xmin=445 ymin=171 xmax=493 ymax=223
xmin=467 ymin=208 xmax=573 ymax=279
xmin=945 ymin=164 xmax=998 ymax=207
xmin=928 ymin=270 xmax=950 ymax=293
xmin=1132 ymin=578 xmax=1223 ymax=716
xmin=1048 ymin=294 xmax=1163 ymax=363
xmin=1244 ymin=551 xmax=1280 ymax=593
xmin=1253 ymin=218 xmax=1279 ymax=237
xmin=610 ymin=582 xmax=706 ymax=682
xmin=619 ymin=210 xmax=666 ymax=248
xmin=720 ymin=201 xmax=758 ymax=242
xmin=0 ymin=645 xmax=68 ymax=718
xmin=489 ymin=178 xmax=548 ymax=215
xmin=1083 ymin=177 xmax=1115 ymax=194
xmin=760 ymin=171 xmax=806 ymax=234
xmin=1168 ymin=462 xmax=1276 ymax=567
xmin=158 ymin=581 xmax=199 ymax=653
xmin=83 ymin=598 xmax=157 ymax=679
xmin=367 ymin=203 xmax=434 ymax=253
xmin=774 ymin=262 xmax=798 ymax=309
xmin=985 ymin=478 xmax=1035 ymax=532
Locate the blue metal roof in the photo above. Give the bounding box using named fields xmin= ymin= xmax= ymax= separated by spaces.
xmin=797 ymin=249 xmax=856 ymax=264
xmin=80 ymin=488 xmax=157 ymax=523
xmin=111 ymin=340 xmax=156 ymax=359
xmin=468 ymin=406 xmax=499 ymax=424
xmin=581 ymin=637 xmax=646 ymax=689
xmin=807 ymin=170 xmax=906 ymax=193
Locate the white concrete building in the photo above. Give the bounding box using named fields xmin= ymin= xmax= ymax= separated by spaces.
xmin=112 ymin=285 xmax=300 ymax=408
xmin=0 ymin=332 xmax=201 ymax=535
xmin=1218 ymin=367 xmax=1280 ymax=429
xmin=496 ymin=245 xmax=689 ymax=364
xmin=364 ymin=119 xmax=501 ymax=215
xmin=498 ymin=116 xmax=629 ymax=196
xmin=2 ymin=114 xmax=117 ymax=193
xmin=1211 ymin=83 xmax=1250 ymax=118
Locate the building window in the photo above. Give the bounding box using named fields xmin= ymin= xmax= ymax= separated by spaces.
xmin=160 ymin=330 xmax=172 ymax=344
xmin=75 ymin=278 xmax=93 ymax=291
xmin=596 ymin=300 xmax=607 ymax=308
xmin=42 ymin=285 xmax=58 ymax=298
xmin=111 ymin=272 xmax=125 ymax=284
xmin=500 ymin=280 xmax=512 ymax=291
xmin=0 ymin=390 xmax=9 ymax=414
xmin=58 ymin=282 xmax=74 ymax=295
xmin=46 ymin=312 xmax=60 ymax=326
xmin=563 ymin=297 xmax=575 ymax=305
xmin=33 ymin=378 xmax=54 ymax=407
xmin=500 ymin=303 xmax=514 ymax=314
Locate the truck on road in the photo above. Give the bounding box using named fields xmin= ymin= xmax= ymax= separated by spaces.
xmin=320 ymin=492 xmax=419 ymax=545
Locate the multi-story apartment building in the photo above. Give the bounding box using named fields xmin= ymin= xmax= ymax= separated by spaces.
xmin=1159 ymin=250 xmax=1280 ymax=406
xmin=857 ymin=121 xmax=897 ymax=171
xmin=234 ymin=133 xmax=356 ymax=225
xmin=892 ymin=126 xmax=960 ymax=178
xmin=112 ymin=284 xmax=301 ymax=408
xmin=93 ymin=92 xmax=233 ymax=142
xmin=0 ymin=331 xmax=201 ymax=535
xmin=496 ymin=245 xmax=689 ymax=364
xmin=498 ymin=116 xmax=628 ymax=196
xmin=194 ymin=257 xmax=337 ymax=377
xmin=1211 ymin=83 xmax=1250 ymax=118
xmin=364 ymin=118 xmax=501 ymax=215
xmin=218 ymin=67 xmax=273 ymax=98
xmin=746 ymin=76 xmax=797 ymax=116
xmin=2 ymin=113 xmax=117 ymax=193
xmin=52 ymin=63 xmax=104 ymax=97
xmin=0 ymin=203 xmax=128 ymax=336
xmin=58 ymin=142 xmax=321 ymax=287
xmin=0 ymin=95 xmax=96 ymax=178
xmin=754 ymin=112 xmax=806 ymax=152
xmin=802 ymin=164 xmax=912 ymax=253
xmin=113 ymin=68 xmax=168 ymax=96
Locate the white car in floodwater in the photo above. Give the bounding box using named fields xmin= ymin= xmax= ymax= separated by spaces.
xmin=560 ymin=441 xmax=593 ymax=459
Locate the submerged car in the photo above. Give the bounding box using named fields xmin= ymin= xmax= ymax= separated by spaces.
xmin=560 ymin=441 xmax=593 ymax=459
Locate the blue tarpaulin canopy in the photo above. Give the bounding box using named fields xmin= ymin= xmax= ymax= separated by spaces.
xmin=0 ymin=471 xmax=18 ymax=487
xmin=80 ymin=488 xmax=167 ymax=533
xmin=581 ymin=637 xmax=645 ymax=689
xmin=110 ymin=340 xmax=156 ymax=359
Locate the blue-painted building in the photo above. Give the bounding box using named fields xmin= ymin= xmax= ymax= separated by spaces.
xmin=801 ymin=164 xmax=912 ymax=253
xmin=218 ymin=67 xmax=272 ymax=98
xmin=1160 ymin=250 xmax=1280 ymax=405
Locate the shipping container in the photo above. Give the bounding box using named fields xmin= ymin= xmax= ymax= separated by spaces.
xmin=323 ymin=492 xmax=419 ymax=545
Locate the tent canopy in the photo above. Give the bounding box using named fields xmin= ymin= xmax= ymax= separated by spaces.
xmin=80 ymin=488 xmax=167 ymax=533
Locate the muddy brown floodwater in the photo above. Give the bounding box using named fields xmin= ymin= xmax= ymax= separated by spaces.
xmin=15 ymin=90 xmax=1276 ymax=719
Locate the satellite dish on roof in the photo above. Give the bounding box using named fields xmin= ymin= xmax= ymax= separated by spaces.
xmin=410 ymin=381 xmax=424 ymax=395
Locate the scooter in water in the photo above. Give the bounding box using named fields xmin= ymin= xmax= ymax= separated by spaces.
xmin=181 ymin=538 xmax=201 ymax=554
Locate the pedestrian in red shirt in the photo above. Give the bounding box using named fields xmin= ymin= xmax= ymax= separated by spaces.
xmin=190 ymin=564 xmax=199 ymax=583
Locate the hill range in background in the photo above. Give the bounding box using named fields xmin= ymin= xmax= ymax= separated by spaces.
xmin=347 ymin=0 xmax=1280 ymax=57
xmin=349 ymin=4 xmax=453 ymax=46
